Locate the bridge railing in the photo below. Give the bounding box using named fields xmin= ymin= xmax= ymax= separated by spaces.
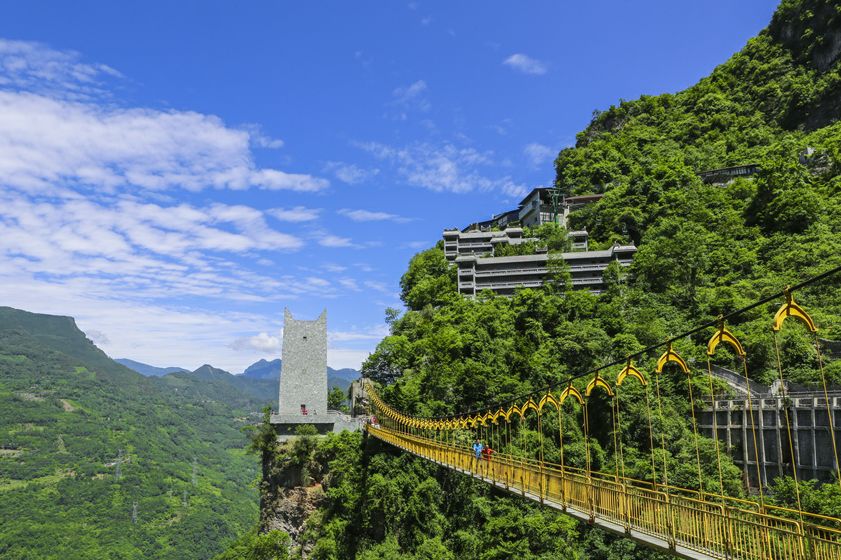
xmin=368 ymin=425 xmax=841 ymax=560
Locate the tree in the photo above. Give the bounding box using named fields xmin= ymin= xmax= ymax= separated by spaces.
xmin=327 ymin=387 xmax=348 ymax=412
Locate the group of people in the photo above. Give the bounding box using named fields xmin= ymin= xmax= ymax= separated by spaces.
xmin=472 ymin=439 xmax=494 ymax=461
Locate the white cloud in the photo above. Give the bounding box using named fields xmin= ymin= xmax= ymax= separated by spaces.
xmin=364 ymin=280 xmax=392 ymax=294
xmin=0 ymin=38 xmax=121 ymax=99
xmin=338 ymin=208 xmax=411 ymax=223
xmin=503 ymin=53 xmax=547 ymax=75
xmin=357 ymin=141 xmax=527 ymax=197
xmin=0 ymin=39 xmax=327 ymax=196
xmin=240 ymin=124 xmax=285 ymax=149
xmin=388 ymin=79 xmax=430 ymax=119
xmin=229 ymin=332 xmax=281 ymax=352
xmin=338 ymin=278 xmax=360 ymax=291
xmin=0 ymin=92 xmax=328 ymax=195
xmin=523 ymin=142 xmax=555 ymax=167
xmin=324 ymin=161 xmax=380 ymax=184
xmin=268 ymin=206 xmax=321 ymax=222
xmin=319 ymin=234 xmax=355 ymax=248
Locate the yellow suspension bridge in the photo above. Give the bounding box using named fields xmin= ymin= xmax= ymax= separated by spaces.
xmin=363 ymin=273 xmax=841 ymax=560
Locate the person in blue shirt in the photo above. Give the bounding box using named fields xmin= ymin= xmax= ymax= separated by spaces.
xmin=472 ymin=439 xmax=484 ymax=461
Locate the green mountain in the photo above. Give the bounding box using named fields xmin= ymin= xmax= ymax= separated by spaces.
xmin=0 ymin=307 xmax=267 ymax=560
xmin=229 ymin=1 xmax=841 ymax=559
xmin=115 ymin=358 xmax=188 ymax=377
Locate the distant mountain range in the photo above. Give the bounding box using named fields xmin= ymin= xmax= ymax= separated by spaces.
xmin=114 ymin=358 xmax=187 ymax=377
xmin=118 ymin=357 xmax=361 ymax=393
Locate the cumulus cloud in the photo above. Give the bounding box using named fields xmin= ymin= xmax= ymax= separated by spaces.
xmin=503 ymin=53 xmax=547 ymax=75
xmin=0 ymin=92 xmax=328 ymax=195
xmin=229 ymin=332 xmax=281 ymax=352
xmin=268 ymin=206 xmax=321 ymax=222
xmin=0 ymin=39 xmax=328 ymax=196
xmin=337 ymin=208 xmax=411 ymax=223
xmin=0 ymin=192 xmax=314 ymax=305
xmin=523 ymin=142 xmax=555 ymax=167
xmin=357 ymin=141 xmax=527 ymax=197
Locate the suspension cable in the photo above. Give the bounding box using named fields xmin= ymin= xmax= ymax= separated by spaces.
xmin=687 ymin=372 xmax=705 ymax=497
xmin=740 ymin=351 xmax=766 ymax=508
xmin=773 ymin=331 xmax=804 ymax=523
xmin=814 ymin=332 xmax=841 ymax=490
xmin=643 ymin=381 xmax=658 ymax=484
xmin=704 ymin=358 xmax=726 ymax=497
xmin=654 ymin=369 xmax=670 ymax=489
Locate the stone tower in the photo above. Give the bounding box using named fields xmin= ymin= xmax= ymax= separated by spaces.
xmin=278 ymin=308 xmax=327 ymax=416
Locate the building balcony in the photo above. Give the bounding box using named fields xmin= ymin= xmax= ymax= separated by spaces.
xmin=474 ymin=267 xmax=548 ymax=277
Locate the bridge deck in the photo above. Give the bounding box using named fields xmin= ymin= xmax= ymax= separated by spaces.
xmin=368 ymin=426 xmax=841 ymax=560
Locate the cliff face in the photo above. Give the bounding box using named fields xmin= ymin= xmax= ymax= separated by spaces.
xmin=770 ymin=0 xmax=841 ymax=71
xmin=261 ymin=484 xmax=323 ymax=558
xmin=258 ymin=435 xmax=325 ymax=558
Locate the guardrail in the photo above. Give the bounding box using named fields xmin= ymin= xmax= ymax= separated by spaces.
xmin=368 ymin=425 xmax=841 ymax=560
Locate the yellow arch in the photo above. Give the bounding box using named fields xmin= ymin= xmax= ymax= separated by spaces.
xmin=616 ymin=361 xmax=647 ymax=387
xmin=655 ymin=344 xmax=690 ymax=374
xmin=707 ymin=326 xmax=746 ymax=357
xmin=772 ymin=290 xmax=817 ymax=333
xmin=493 ymin=408 xmax=506 ymax=424
xmin=558 ymin=385 xmax=584 ymax=406
xmin=585 ymin=375 xmax=614 ymax=398
xmin=522 ymin=398 xmax=539 ymax=415
xmin=538 ymin=392 xmax=560 ymax=412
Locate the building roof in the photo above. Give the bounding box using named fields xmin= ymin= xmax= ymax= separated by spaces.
xmin=517 ymin=187 xmax=552 ymax=207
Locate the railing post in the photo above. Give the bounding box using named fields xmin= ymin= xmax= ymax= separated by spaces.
xmin=622 ymin=483 xmax=630 ymax=533
xmin=721 ymin=504 xmax=732 ymax=560
xmin=664 ymin=492 xmax=676 ymax=550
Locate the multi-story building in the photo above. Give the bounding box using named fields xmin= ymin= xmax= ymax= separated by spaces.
xmin=461 ymin=188 xmax=603 ymax=231
xmin=443 ymin=227 xmax=536 ymax=262
xmin=454 ymin=242 xmax=636 ymax=297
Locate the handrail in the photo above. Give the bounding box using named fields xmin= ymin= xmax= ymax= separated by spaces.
xmin=367 ymin=425 xmax=841 ymax=560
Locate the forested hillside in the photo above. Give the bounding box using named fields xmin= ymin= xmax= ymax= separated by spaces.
xmin=0 ymin=307 xmax=265 ymax=559
xmin=235 ymin=1 xmax=841 ymax=559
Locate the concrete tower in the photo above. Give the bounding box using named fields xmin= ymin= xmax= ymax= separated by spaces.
xmin=278 ymin=308 xmax=327 ymax=417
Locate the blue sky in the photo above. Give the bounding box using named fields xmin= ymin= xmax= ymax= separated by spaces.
xmin=0 ymin=0 xmax=779 ymax=372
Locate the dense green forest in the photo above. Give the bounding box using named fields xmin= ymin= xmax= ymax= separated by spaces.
xmin=225 ymin=1 xmax=841 ymax=558
xmin=0 ymin=307 xmax=276 ymax=559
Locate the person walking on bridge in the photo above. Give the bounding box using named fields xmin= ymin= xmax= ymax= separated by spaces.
xmin=472 ymin=439 xmax=484 ymax=471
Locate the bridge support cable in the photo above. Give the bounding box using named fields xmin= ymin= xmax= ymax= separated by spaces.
xmin=772 ymin=329 xmax=805 ymax=523
xmin=707 ymin=322 xmax=766 ymax=507
xmin=704 ymin=360 xmax=726 ymax=497
xmin=764 ymin=287 xmax=841 ymax=492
